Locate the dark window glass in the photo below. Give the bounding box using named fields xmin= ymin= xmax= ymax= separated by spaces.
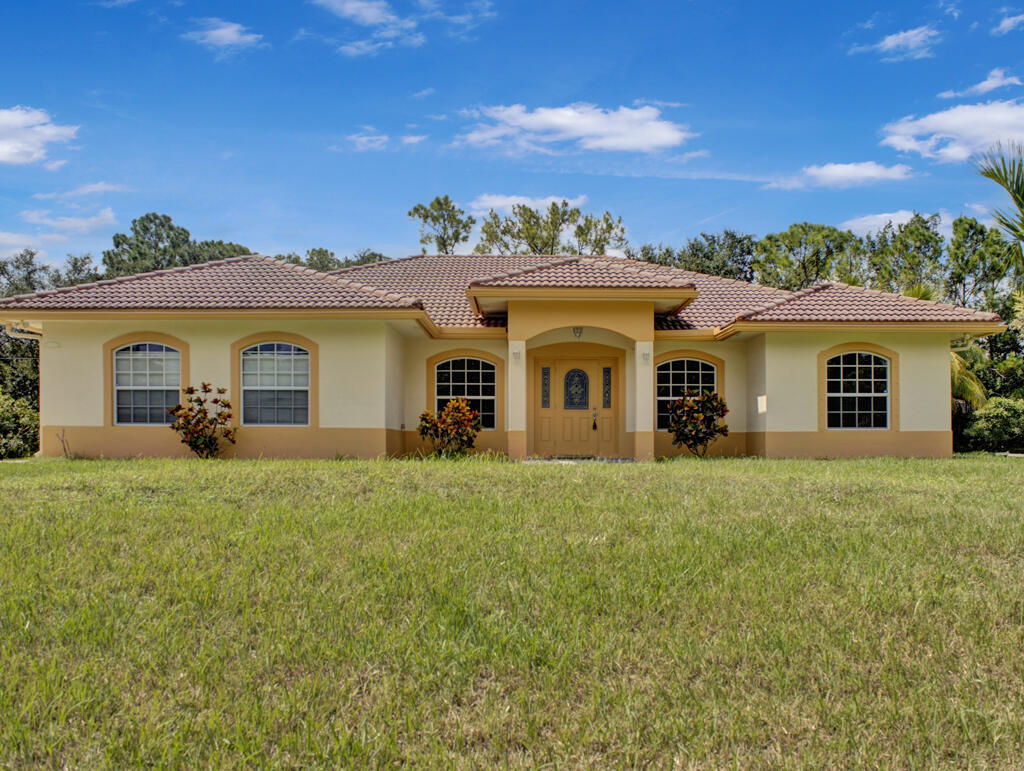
xmin=654 ymin=358 xmax=717 ymax=430
xmin=564 ymin=369 xmax=589 ymax=410
xmin=825 ymin=352 xmax=888 ymax=429
xmin=113 ymin=343 xmax=181 ymax=424
xmin=240 ymin=343 xmax=310 ymax=425
xmin=435 ymin=358 xmax=497 ymax=429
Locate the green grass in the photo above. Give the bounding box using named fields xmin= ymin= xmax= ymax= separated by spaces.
xmin=2 ymin=456 xmax=1024 ymax=767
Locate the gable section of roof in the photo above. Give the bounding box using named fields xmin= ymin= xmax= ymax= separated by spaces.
xmin=470 ymin=256 xmax=696 ymax=289
xmin=0 ymin=255 xmax=423 ymax=311
xmin=734 ymin=281 xmax=1001 ymax=323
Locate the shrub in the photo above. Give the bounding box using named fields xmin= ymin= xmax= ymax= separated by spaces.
xmin=0 ymin=391 xmax=38 ymax=459
xmin=665 ymin=391 xmax=729 ymax=458
xmin=418 ymin=397 xmax=482 ymax=457
xmin=168 ymin=382 xmax=238 ymax=458
xmin=965 ymin=397 xmax=1024 ymax=452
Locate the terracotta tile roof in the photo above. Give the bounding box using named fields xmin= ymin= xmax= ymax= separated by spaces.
xmin=332 ymin=254 xmax=563 ymax=327
xmin=471 ymin=255 xmax=696 ymax=289
xmin=1 ymin=253 xmax=1001 ymax=330
xmin=734 ymin=281 xmax=1002 ymax=323
xmin=0 ymin=255 xmax=423 ymax=311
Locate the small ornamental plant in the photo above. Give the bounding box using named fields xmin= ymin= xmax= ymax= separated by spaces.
xmin=665 ymin=391 xmax=729 ymax=458
xmin=417 ymin=397 xmax=482 ymax=457
xmin=168 ymin=382 xmax=238 ymax=459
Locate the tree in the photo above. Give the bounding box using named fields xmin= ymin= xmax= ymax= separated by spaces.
xmin=302 ymin=248 xmax=344 ymax=272
xmin=408 ymin=196 xmax=476 ymax=255
xmin=945 ymin=217 xmax=1009 ymax=309
xmin=0 ymin=248 xmax=51 ymax=296
xmin=50 ymin=253 xmax=101 ymax=287
xmin=276 ymin=248 xmax=390 ymax=271
xmin=474 ymin=200 xmax=626 ymax=255
xmin=627 ymin=230 xmax=756 ymax=281
xmin=864 ymin=214 xmax=944 ymax=295
xmin=0 ymin=249 xmax=51 ymax=411
xmin=103 ymin=213 xmax=250 ymax=276
xmin=753 ymin=223 xmax=860 ymax=290
xmin=976 ymin=141 xmax=1024 ymax=275
xmin=344 ymin=248 xmax=389 ymax=267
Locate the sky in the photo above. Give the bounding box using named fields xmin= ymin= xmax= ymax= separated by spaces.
xmin=3 ymin=0 xmax=1024 ymax=264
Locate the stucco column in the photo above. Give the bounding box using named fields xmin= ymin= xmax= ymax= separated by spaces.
xmin=634 ymin=340 xmax=654 ymax=460
xmin=507 ymin=339 xmax=527 ymax=460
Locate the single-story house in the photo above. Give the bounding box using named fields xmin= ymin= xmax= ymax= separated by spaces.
xmin=0 ymin=253 xmax=1004 ymax=460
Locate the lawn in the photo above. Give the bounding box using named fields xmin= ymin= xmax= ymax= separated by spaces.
xmin=1 ymin=456 xmax=1023 ymax=767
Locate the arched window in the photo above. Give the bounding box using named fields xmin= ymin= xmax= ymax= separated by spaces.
xmin=563 ymin=368 xmax=589 ymax=410
xmin=435 ymin=357 xmax=497 ymax=429
xmin=655 ymin=357 xmax=717 ymax=430
xmin=825 ymin=351 xmax=889 ymax=429
xmin=113 ymin=342 xmax=181 ymax=424
xmin=240 ymin=342 xmax=310 ymax=425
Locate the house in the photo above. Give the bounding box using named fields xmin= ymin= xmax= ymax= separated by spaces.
xmin=0 ymin=254 xmax=1004 ymax=460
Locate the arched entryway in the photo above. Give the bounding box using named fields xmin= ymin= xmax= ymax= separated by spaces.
xmin=527 ymin=341 xmax=627 ymax=458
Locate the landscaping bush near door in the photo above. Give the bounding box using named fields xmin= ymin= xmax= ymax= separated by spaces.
xmin=0 ymin=391 xmax=38 ymax=459
xmin=417 ymin=397 xmax=482 ymax=456
xmin=965 ymin=396 xmax=1024 ymax=452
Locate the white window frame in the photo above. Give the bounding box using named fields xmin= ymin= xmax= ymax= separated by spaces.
xmin=113 ymin=342 xmax=181 ymax=426
xmin=824 ymin=351 xmax=890 ymax=430
xmin=240 ymin=342 xmax=311 ymax=427
xmin=655 ymin=357 xmax=718 ymax=431
xmin=434 ymin=357 xmax=498 ymax=430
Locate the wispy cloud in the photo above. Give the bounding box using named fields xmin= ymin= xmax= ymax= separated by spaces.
xmin=337 ymin=127 xmax=389 ymax=151
xmin=939 ymin=67 xmax=1022 ymax=98
xmin=938 ymin=1 xmax=960 ymax=19
xmin=456 ymin=102 xmax=696 ymax=154
xmin=20 ymin=206 xmax=116 ymax=234
xmin=182 ymin=18 xmax=266 ymax=57
xmin=769 ymin=161 xmax=914 ymax=189
xmin=312 ymin=0 xmax=422 ymax=56
xmin=467 ymin=193 xmax=588 ymax=215
xmin=992 ymin=12 xmax=1024 ymax=34
xmin=0 ymin=106 xmax=78 ymax=166
xmin=632 ymin=98 xmax=687 ymax=109
xmin=97 ymin=0 xmax=139 ymax=7
xmin=400 ymin=134 xmax=427 ymax=145
xmin=412 ymin=87 xmax=436 ymax=98
xmin=33 ymin=181 xmax=129 ymax=200
xmin=881 ymin=99 xmax=1024 ymax=162
xmin=849 ymin=24 xmax=942 ymax=61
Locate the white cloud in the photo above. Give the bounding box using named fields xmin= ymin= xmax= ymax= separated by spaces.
xmin=841 ymin=208 xmax=953 ymax=239
xmin=182 ymin=18 xmax=266 ymax=56
xmin=467 ymin=193 xmax=589 ymax=215
xmin=939 ymin=1 xmax=960 ymax=19
xmin=312 ymin=0 xmax=422 ymax=56
xmin=457 ymin=102 xmax=696 ymax=154
xmin=770 ymin=161 xmax=914 ymax=190
xmin=667 ymin=149 xmax=710 ymax=163
xmin=412 ymin=87 xmax=436 ymax=98
xmin=881 ymin=99 xmax=1024 ymax=162
xmin=43 ymin=159 xmax=68 ymax=171
xmin=33 ymin=181 xmax=129 ymax=200
xmin=992 ymin=13 xmax=1024 ymax=34
xmin=400 ymin=134 xmax=427 ymax=145
xmin=20 ymin=206 xmax=116 ymax=234
xmin=97 ymin=0 xmax=138 ymax=6
xmin=343 ymin=128 xmax=389 ymax=151
xmin=849 ymin=25 xmax=942 ymax=61
xmin=426 ymin=113 xmax=448 ymax=120
xmin=0 ymin=106 xmax=78 ymax=165
xmin=939 ymin=67 xmax=1022 ymax=98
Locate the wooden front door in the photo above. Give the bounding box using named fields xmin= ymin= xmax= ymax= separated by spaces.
xmin=533 ymin=358 xmax=618 ymax=458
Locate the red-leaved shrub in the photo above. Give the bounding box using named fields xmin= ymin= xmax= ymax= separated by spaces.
xmin=169 ymin=382 xmax=238 ymax=458
xmin=665 ymin=391 xmax=729 ymax=458
xmin=417 ymin=397 xmax=482 ymax=457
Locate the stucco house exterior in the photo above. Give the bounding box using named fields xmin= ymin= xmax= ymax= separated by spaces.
xmin=0 ymin=253 xmax=1004 ymax=460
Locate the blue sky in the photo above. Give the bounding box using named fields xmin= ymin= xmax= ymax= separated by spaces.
xmin=3 ymin=0 xmax=1024 ymax=263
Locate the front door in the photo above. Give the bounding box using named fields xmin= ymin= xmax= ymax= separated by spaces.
xmin=533 ymin=358 xmax=618 ymax=458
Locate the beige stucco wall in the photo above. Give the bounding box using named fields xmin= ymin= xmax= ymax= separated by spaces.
xmin=762 ymin=331 xmax=952 ymax=433
xmin=39 ymin=318 xmax=392 ymax=429
xmin=654 ymin=339 xmax=750 ymax=432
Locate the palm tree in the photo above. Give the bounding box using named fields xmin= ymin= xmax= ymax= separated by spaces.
xmin=977 ymin=141 xmax=1024 ymax=275
xmin=950 ymin=349 xmax=987 ymax=409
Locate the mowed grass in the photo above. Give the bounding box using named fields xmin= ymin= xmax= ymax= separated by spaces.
xmin=1 ymin=457 xmax=1024 ymax=767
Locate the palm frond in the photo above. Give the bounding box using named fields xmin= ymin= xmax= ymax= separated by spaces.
xmin=950 ymin=350 xmax=987 ymax=409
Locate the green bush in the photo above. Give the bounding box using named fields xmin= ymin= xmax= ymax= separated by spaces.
xmin=0 ymin=391 xmax=39 ymax=459
xmin=965 ymin=397 xmax=1024 ymax=452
